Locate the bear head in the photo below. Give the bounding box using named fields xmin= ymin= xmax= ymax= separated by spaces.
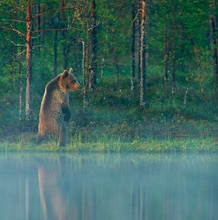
xmin=59 ymin=68 xmax=80 ymax=91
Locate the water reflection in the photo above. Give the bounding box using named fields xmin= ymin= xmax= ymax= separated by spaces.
xmin=38 ymin=165 xmax=66 ymax=220
xmin=0 ymin=153 xmax=218 ymax=220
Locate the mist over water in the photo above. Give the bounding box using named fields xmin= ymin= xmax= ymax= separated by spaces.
xmin=0 ymin=152 xmax=217 ymax=220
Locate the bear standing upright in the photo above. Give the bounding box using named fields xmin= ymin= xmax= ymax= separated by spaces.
xmin=36 ymin=68 xmax=80 ymax=146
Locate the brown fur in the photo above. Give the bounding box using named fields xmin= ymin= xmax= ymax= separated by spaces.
xmin=36 ymin=69 xmax=80 ymax=146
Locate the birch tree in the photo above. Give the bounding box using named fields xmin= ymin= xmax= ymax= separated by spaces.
xmin=26 ymin=0 xmax=33 ymax=121
xmin=131 ymin=1 xmax=136 ymax=92
xmin=139 ymin=0 xmax=146 ymax=107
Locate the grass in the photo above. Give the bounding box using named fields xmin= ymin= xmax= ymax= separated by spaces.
xmin=1 ymin=135 xmax=217 ymax=153
xmin=0 ymin=75 xmax=218 ymax=153
xmin=0 ymin=117 xmax=217 ymax=153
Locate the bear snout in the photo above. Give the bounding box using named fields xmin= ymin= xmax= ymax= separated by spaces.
xmin=75 ymin=82 xmax=80 ymax=90
xmin=72 ymin=82 xmax=80 ymax=90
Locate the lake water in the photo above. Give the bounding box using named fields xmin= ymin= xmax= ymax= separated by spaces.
xmin=0 ymin=152 xmax=217 ymax=220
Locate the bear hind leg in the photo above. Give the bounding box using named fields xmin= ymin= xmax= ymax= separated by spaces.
xmin=36 ymin=133 xmax=48 ymax=144
xmin=58 ymin=125 xmax=68 ymax=147
xmin=36 ymin=133 xmax=45 ymax=145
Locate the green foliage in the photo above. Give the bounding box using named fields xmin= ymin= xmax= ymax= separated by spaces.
xmin=0 ymin=0 xmax=217 ymax=151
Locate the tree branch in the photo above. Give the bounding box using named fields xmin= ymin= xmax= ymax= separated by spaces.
xmin=32 ymin=7 xmax=76 ymax=19
xmin=33 ymin=26 xmax=74 ymax=33
xmin=0 ymin=25 xmax=25 ymax=37
xmin=10 ymin=40 xmax=25 ymax=47
xmin=1 ymin=18 xmax=25 ymax=23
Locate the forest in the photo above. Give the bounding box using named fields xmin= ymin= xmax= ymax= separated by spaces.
xmin=0 ymin=0 xmax=217 ymax=151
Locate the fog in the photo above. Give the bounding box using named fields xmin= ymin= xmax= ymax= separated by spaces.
xmin=0 ymin=152 xmax=217 ymax=220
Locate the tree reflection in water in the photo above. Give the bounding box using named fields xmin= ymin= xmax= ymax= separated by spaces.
xmin=0 ymin=153 xmax=217 ymax=220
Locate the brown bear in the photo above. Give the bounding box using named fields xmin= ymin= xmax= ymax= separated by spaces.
xmin=36 ymin=68 xmax=80 ymax=146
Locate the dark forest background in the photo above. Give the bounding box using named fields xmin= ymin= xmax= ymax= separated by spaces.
xmin=0 ymin=0 xmax=217 ymax=141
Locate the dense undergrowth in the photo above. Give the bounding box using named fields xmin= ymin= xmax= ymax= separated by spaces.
xmin=0 ymin=74 xmax=218 ymax=152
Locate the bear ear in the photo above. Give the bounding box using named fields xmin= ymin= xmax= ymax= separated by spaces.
xmin=62 ymin=70 xmax=69 ymax=78
xmin=69 ymin=68 xmax=73 ymax=74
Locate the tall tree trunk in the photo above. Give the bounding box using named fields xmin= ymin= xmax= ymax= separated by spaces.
xmin=139 ymin=0 xmax=146 ymax=107
xmin=171 ymin=2 xmax=178 ymax=95
xmin=83 ymin=44 xmax=89 ymax=109
xmin=209 ymin=0 xmax=218 ymax=102
xmin=60 ymin=0 xmax=65 ymax=19
xmin=36 ymin=1 xmax=41 ymax=54
xmin=131 ymin=1 xmax=136 ymax=92
xmin=100 ymin=52 xmax=105 ymax=83
xmin=62 ymin=30 xmax=69 ymax=70
xmin=82 ymin=40 xmax=88 ymax=109
xmin=60 ymin=0 xmax=69 ymax=70
xmin=54 ymin=24 xmax=58 ymax=76
xmin=171 ymin=23 xmax=176 ymax=95
xmin=186 ymin=28 xmax=204 ymax=93
xmin=82 ymin=41 xmax=85 ymax=87
xmin=137 ymin=0 xmax=141 ymax=83
xmin=89 ymin=1 xmax=97 ymax=90
xmin=164 ymin=26 xmax=169 ymax=84
xmin=83 ymin=20 xmax=89 ymax=111
xmin=18 ymin=50 xmax=23 ymax=121
xmin=114 ymin=49 xmax=119 ymax=83
xmin=40 ymin=4 xmax=45 ymax=45
xmin=26 ymin=0 xmax=33 ymax=121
